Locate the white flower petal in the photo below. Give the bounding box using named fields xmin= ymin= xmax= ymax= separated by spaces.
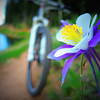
xmin=76 ymin=13 xmax=91 ymax=36
xmin=54 ymin=35 xmax=89 ymax=57
xmin=74 ymin=35 xmax=89 ymax=50
xmin=54 ymin=47 xmax=79 ymax=57
xmin=90 ymin=14 xmax=97 ymax=28
xmin=56 ymin=30 xmax=65 ymax=42
xmin=88 ymin=14 xmax=97 ymax=41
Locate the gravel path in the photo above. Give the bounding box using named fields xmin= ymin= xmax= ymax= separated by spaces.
xmin=0 ymin=52 xmax=50 ymax=100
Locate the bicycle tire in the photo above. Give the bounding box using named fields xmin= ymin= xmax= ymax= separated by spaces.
xmin=27 ymin=25 xmax=51 ymax=96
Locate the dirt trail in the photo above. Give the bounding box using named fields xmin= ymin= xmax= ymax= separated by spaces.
xmin=0 ymin=52 xmax=60 ymax=100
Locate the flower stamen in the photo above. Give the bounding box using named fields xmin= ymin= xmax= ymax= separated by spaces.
xmin=61 ymin=24 xmax=83 ymax=45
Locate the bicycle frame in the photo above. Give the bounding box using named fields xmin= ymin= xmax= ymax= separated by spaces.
xmin=27 ymin=0 xmax=49 ymax=62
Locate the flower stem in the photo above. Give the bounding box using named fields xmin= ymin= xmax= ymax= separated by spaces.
xmin=92 ymin=48 xmax=100 ymax=62
xmin=85 ymin=52 xmax=100 ymax=93
xmin=90 ymin=48 xmax=100 ymax=70
xmin=80 ymin=54 xmax=84 ymax=76
xmin=80 ymin=54 xmax=85 ymax=99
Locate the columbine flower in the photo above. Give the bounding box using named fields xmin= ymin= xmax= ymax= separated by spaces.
xmin=48 ymin=13 xmax=100 ymax=92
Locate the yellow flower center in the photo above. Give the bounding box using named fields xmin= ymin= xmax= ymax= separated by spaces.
xmin=61 ymin=24 xmax=83 ymax=45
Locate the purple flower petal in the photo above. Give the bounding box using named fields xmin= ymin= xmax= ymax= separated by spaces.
xmin=48 ymin=44 xmax=74 ymax=61
xmin=60 ymin=20 xmax=69 ymax=27
xmin=89 ymin=32 xmax=100 ymax=47
xmin=90 ymin=48 xmax=100 ymax=71
xmin=93 ymin=19 xmax=100 ymax=35
xmin=85 ymin=52 xmax=100 ymax=92
xmin=61 ymin=51 xmax=82 ymax=84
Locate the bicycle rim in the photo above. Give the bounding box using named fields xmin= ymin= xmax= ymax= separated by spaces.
xmin=27 ymin=26 xmax=51 ymax=96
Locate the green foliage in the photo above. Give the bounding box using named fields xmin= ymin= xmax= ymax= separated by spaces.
xmin=0 ymin=27 xmax=11 ymax=34
xmin=61 ymin=69 xmax=81 ymax=94
xmin=13 ymin=23 xmax=27 ymax=29
xmin=52 ymin=61 xmax=61 ymax=68
xmin=48 ymin=89 xmax=60 ymax=100
xmin=0 ymin=24 xmax=29 ymax=63
xmin=0 ymin=39 xmax=28 ymax=63
xmin=0 ymin=25 xmax=30 ymax=39
xmin=60 ymin=63 xmax=100 ymax=99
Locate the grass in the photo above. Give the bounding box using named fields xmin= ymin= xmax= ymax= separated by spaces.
xmin=0 ymin=24 xmax=30 ymax=39
xmin=0 ymin=39 xmax=28 ymax=63
xmin=0 ymin=23 xmax=30 ymax=63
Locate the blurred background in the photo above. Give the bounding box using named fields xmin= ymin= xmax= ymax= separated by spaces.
xmin=0 ymin=0 xmax=100 ymax=100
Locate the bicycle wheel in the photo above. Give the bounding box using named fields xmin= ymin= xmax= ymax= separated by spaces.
xmin=27 ymin=26 xmax=51 ymax=96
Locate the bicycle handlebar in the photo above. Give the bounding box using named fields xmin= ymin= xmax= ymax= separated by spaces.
xmin=46 ymin=1 xmax=71 ymax=14
xmin=28 ymin=0 xmax=71 ymax=13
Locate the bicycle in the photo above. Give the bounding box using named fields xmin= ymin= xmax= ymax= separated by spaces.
xmin=26 ymin=0 xmax=70 ymax=96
